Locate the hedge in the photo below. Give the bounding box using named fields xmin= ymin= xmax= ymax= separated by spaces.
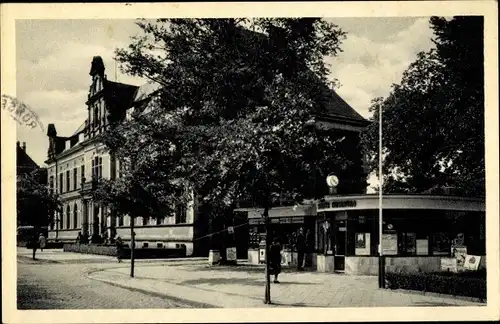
xmin=63 ymin=243 xmax=187 ymax=259
xmin=385 ymin=270 xmax=486 ymax=301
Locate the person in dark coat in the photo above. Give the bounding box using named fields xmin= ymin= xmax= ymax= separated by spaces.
xmin=29 ymin=233 xmax=39 ymax=260
xmin=115 ymin=236 xmax=124 ymax=263
xmin=296 ymin=227 xmax=306 ymax=271
xmin=269 ymin=237 xmax=282 ymax=283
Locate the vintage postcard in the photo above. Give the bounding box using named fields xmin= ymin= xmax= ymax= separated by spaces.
xmin=1 ymin=1 xmax=499 ymax=323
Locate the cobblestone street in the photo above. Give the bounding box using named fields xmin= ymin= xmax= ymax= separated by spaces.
xmin=17 ymin=254 xmax=198 ymax=309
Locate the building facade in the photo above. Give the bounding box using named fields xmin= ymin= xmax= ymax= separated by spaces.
xmin=45 ymin=56 xmax=201 ymax=256
xmin=243 ymin=194 xmax=486 ymax=275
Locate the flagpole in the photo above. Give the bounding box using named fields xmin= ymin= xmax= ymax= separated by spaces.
xmin=378 ymin=102 xmax=385 ymax=288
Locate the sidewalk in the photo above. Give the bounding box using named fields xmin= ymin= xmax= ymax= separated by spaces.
xmin=16 ymin=247 xmax=206 ymax=264
xmin=88 ymin=262 xmax=484 ymax=308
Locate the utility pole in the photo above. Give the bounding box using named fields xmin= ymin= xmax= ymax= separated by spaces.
xmin=378 ymin=102 xmax=385 ymax=288
xmin=130 ymin=216 xmax=135 ymax=277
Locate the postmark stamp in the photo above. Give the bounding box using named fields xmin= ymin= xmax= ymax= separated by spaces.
xmin=1 ymin=94 xmax=45 ymax=132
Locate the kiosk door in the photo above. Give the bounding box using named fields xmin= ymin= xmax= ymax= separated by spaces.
xmin=334 ymin=225 xmax=346 ymax=272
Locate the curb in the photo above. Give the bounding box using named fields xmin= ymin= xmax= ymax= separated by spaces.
xmin=17 ymin=255 xmax=60 ymax=264
xmin=87 ymin=271 xmax=216 ymax=309
xmin=386 ymin=288 xmax=486 ymax=304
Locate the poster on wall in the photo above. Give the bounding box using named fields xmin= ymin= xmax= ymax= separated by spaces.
xmin=464 ymin=255 xmax=481 ymax=271
xmin=416 ymin=239 xmax=429 ymax=255
xmin=453 ymin=247 xmax=467 ymax=268
xmin=441 ymin=258 xmax=458 ymax=272
xmin=355 ymin=233 xmax=370 ymax=255
xmin=433 ymin=232 xmax=450 ymax=255
xmin=226 ymin=247 xmax=237 ymax=261
xmin=382 ymin=234 xmax=398 ymax=255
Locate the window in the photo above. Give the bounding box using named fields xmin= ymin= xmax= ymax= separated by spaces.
xmin=49 ymin=176 xmax=54 ymax=194
xmin=66 ymin=205 xmax=71 ymax=229
xmin=66 ymin=170 xmax=70 ymax=192
xmin=73 ymin=168 xmax=78 ymax=190
xmin=59 ymin=173 xmax=63 ymax=193
xmin=81 ymin=165 xmax=85 ymax=183
xmin=94 ymin=106 xmax=99 ymax=128
xmin=73 ymin=203 xmax=78 ymax=229
xmin=398 ymin=232 xmax=417 ymax=256
xmin=142 ymin=217 xmax=148 ymax=226
xmin=92 ymin=157 xmax=103 ymax=179
xmin=118 ymin=215 xmax=123 ymax=227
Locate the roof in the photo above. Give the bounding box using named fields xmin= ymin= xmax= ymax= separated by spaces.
xmin=17 ymin=144 xmax=39 ymax=175
xmin=72 ymin=121 xmax=86 ymax=136
xmin=133 ymin=81 xmax=162 ymax=103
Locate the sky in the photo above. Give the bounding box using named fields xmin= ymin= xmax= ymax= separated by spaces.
xmin=15 ymin=17 xmax=435 ymax=177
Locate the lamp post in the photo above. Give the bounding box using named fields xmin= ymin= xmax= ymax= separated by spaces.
xmin=378 ymin=101 xmax=385 ymax=288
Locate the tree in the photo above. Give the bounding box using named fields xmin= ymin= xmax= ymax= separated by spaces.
xmin=92 ymin=112 xmax=188 ymax=277
xmin=113 ymin=18 xmax=353 ymax=303
xmin=362 ymin=16 xmax=484 ymax=197
xmin=17 ymin=168 xmax=61 ymax=229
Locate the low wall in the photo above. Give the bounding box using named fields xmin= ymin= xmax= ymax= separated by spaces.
xmin=63 ymin=244 xmax=186 ymax=259
xmin=345 ymin=256 xmax=443 ymax=275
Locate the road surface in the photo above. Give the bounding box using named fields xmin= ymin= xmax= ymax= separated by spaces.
xmin=17 ymin=256 xmax=194 ymax=309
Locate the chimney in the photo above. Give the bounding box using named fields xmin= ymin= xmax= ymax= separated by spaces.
xmin=22 ymin=142 xmax=26 ymax=151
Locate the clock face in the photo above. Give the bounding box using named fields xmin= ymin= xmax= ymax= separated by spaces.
xmin=327 ymin=175 xmax=339 ymax=187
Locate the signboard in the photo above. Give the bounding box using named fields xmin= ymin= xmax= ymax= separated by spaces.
xmin=453 ymin=247 xmax=467 ymax=268
xmin=291 ymin=217 xmax=305 ymax=224
xmin=317 ymin=200 xmax=357 ymax=210
xmin=441 ymin=258 xmax=458 ymax=272
xmin=331 ymin=200 xmax=357 ymax=208
xmin=382 ymin=234 xmax=398 ymax=255
xmin=226 ymin=247 xmax=237 ymax=261
xmin=416 ymin=239 xmax=429 ymax=255
xmin=464 ymin=255 xmax=481 ymax=271
xmin=355 ymin=233 xmax=370 ymax=256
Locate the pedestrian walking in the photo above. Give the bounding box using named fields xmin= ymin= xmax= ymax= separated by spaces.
xmin=76 ymin=232 xmax=82 ymax=244
xmin=38 ymin=233 xmax=47 ymax=252
xmin=115 ymin=236 xmax=124 ymax=263
xmin=270 ymin=237 xmax=282 ymax=283
xmin=29 ymin=233 xmax=39 ymax=260
xmin=296 ymin=227 xmax=306 ymax=271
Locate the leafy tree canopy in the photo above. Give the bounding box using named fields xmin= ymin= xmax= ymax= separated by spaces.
xmin=17 ymin=169 xmax=61 ymax=228
xmin=98 ymin=18 xmax=358 ymax=219
xmin=362 ymin=16 xmax=484 ymax=197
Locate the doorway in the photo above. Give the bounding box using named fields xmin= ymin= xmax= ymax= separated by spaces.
xmin=334 ymin=224 xmax=346 ymax=272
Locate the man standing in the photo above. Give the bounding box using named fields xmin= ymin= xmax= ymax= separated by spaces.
xmin=296 ymin=227 xmax=306 ymax=271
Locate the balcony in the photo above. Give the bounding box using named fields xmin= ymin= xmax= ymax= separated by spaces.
xmin=80 ymin=177 xmax=99 ymax=194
